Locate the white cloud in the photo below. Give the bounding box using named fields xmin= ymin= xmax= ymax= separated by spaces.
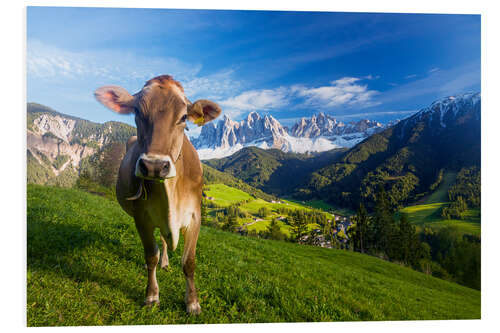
xmin=218 ymin=87 xmax=289 ymax=119
xmin=27 ymin=43 xmax=382 ymax=122
xmin=292 ymin=77 xmax=380 ymax=108
xmin=429 ymin=67 xmax=440 ymax=73
xmin=27 ymin=39 xmax=202 ymax=86
xmin=27 ymin=40 xmax=247 ymax=107
xmin=183 ymin=69 xmax=242 ymax=101
xmin=215 ymin=76 xmax=379 ymax=119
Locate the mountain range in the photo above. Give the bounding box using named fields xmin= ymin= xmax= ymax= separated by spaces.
xmin=294 ymin=92 xmax=481 ymax=208
xmin=202 ymin=92 xmax=480 ymax=209
xmin=192 ymin=111 xmax=388 ymax=159
xmin=27 ymin=92 xmax=480 ymax=210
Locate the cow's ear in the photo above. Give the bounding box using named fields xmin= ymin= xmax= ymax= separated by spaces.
xmin=94 ymin=86 xmax=135 ymax=114
xmin=187 ymin=100 xmax=222 ymax=126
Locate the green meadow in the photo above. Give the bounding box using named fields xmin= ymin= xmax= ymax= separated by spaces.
xmin=204 ymin=184 xmax=253 ymax=206
xmin=204 ymin=184 xmax=326 ymax=234
xmin=400 ymin=172 xmax=480 ymax=236
xmin=27 ymin=184 xmax=480 ymax=326
xmin=401 ymin=203 xmax=480 ymax=235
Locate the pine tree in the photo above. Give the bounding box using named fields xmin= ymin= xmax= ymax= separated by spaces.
xmin=267 ymin=218 xmax=284 ymax=241
xmin=223 ymin=214 xmax=238 ymax=232
xmin=288 ymin=214 xmax=308 ymax=241
xmin=372 ymin=185 xmax=395 ymax=256
xmin=352 ymin=203 xmax=369 ymax=253
xmin=323 ymin=219 xmax=335 ymax=247
xmin=395 ymin=214 xmax=411 ymax=262
xmin=258 ymin=207 xmax=270 ymax=218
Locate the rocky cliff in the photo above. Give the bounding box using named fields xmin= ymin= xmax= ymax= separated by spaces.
xmin=27 ymin=103 xmax=136 ymax=186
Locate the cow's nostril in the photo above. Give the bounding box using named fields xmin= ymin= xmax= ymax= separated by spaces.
xmin=138 ymin=159 xmax=148 ymax=176
xmin=163 ymin=161 xmax=170 ymax=173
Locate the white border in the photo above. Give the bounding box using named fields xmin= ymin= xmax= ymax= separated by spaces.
xmin=2 ymin=0 xmax=499 ymax=332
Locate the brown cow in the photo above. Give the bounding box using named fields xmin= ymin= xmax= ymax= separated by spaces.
xmin=94 ymin=75 xmax=221 ymax=314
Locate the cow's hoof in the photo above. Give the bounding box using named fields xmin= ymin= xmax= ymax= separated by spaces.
xmin=186 ymin=301 xmax=201 ymax=315
xmin=144 ymin=296 xmax=160 ymax=307
xmin=160 ymin=264 xmax=169 ymax=271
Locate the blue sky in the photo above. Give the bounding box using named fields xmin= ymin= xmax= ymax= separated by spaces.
xmin=27 ymin=7 xmax=480 ymax=136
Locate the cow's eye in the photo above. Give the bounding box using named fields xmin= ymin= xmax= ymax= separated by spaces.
xmin=180 ymin=114 xmax=187 ymax=123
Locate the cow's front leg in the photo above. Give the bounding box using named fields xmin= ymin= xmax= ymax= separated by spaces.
xmin=135 ymin=219 xmax=160 ymax=306
xmin=182 ymin=223 xmax=201 ymax=315
xmin=160 ymin=235 xmax=169 ymax=270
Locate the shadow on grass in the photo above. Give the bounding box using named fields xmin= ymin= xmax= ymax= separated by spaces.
xmin=27 ymin=217 xmax=148 ymax=304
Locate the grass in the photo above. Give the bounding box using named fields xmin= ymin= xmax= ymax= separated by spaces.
xmin=238 ymin=198 xmax=312 ymax=214
xmin=401 ymin=203 xmax=480 ymax=235
xmin=205 ymin=184 xmax=330 ymax=235
xmin=205 ymin=184 xmax=329 ymax=216
xmin=424 ymin=172 xmax=457 ymax=204
xmin=204 ymin=184 xmax=253 ymax=207
xmin=399 ymin=172 xmax=480 ymax=236
xmin=27 ymin=184 xmax=480 ymax=326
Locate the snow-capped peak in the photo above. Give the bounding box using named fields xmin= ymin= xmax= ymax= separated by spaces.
xmin=412 ymin=92 xmax=481 ymax=128
xmin=192 ymin=111 xmax=389 ymax=160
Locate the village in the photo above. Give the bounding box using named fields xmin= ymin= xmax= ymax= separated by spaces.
xmin=205 ymin=190 xmax=354 ymax=249
xmin=299 ymin=214 xmax=354 ymax=248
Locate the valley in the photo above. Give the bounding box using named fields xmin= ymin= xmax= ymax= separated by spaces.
xmin=26 ymin=92 xmax=482 ymax=292
xmin=203 ymin=183 xmax=337 ymax=238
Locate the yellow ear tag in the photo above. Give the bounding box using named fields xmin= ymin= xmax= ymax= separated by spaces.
xmin=194 ymin=115 xmax=205 ymax=126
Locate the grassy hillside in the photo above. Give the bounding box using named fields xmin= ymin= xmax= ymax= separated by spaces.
xmin=424 ymin=172 xmax=457 ymax=204
xmin=401 ymin=204 xmax=480 ymax=236
xmin=399 ymin=172 xmax=480 ymax=236
xmin=204 ymin=183 xmax=334 ymax=236
xmin=27 ymin=185 xmax=480 ymax=326
xmin=202 ymin=163 xmax=276 ymax=202
xmin=204 ymin=184 xmax=254 ymax=207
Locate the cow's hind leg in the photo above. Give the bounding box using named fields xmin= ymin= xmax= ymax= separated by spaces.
xmin=160 ymin=235 xmax=169 ymax=270
xmin=182 ymin=222 xmax=201 ymax=315
xmin=134 ymin=218 xmax=160 ymax=306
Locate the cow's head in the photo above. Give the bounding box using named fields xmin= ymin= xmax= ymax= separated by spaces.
xmin=95 ymin=75 xmax=221 ymax=180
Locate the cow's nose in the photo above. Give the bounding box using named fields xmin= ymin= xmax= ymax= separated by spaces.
xmin=136 ymin=156 xmax=175 ymax=179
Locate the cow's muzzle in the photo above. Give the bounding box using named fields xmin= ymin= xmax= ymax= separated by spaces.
xmin=135 ymin=153 xmax=176 ymax=180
